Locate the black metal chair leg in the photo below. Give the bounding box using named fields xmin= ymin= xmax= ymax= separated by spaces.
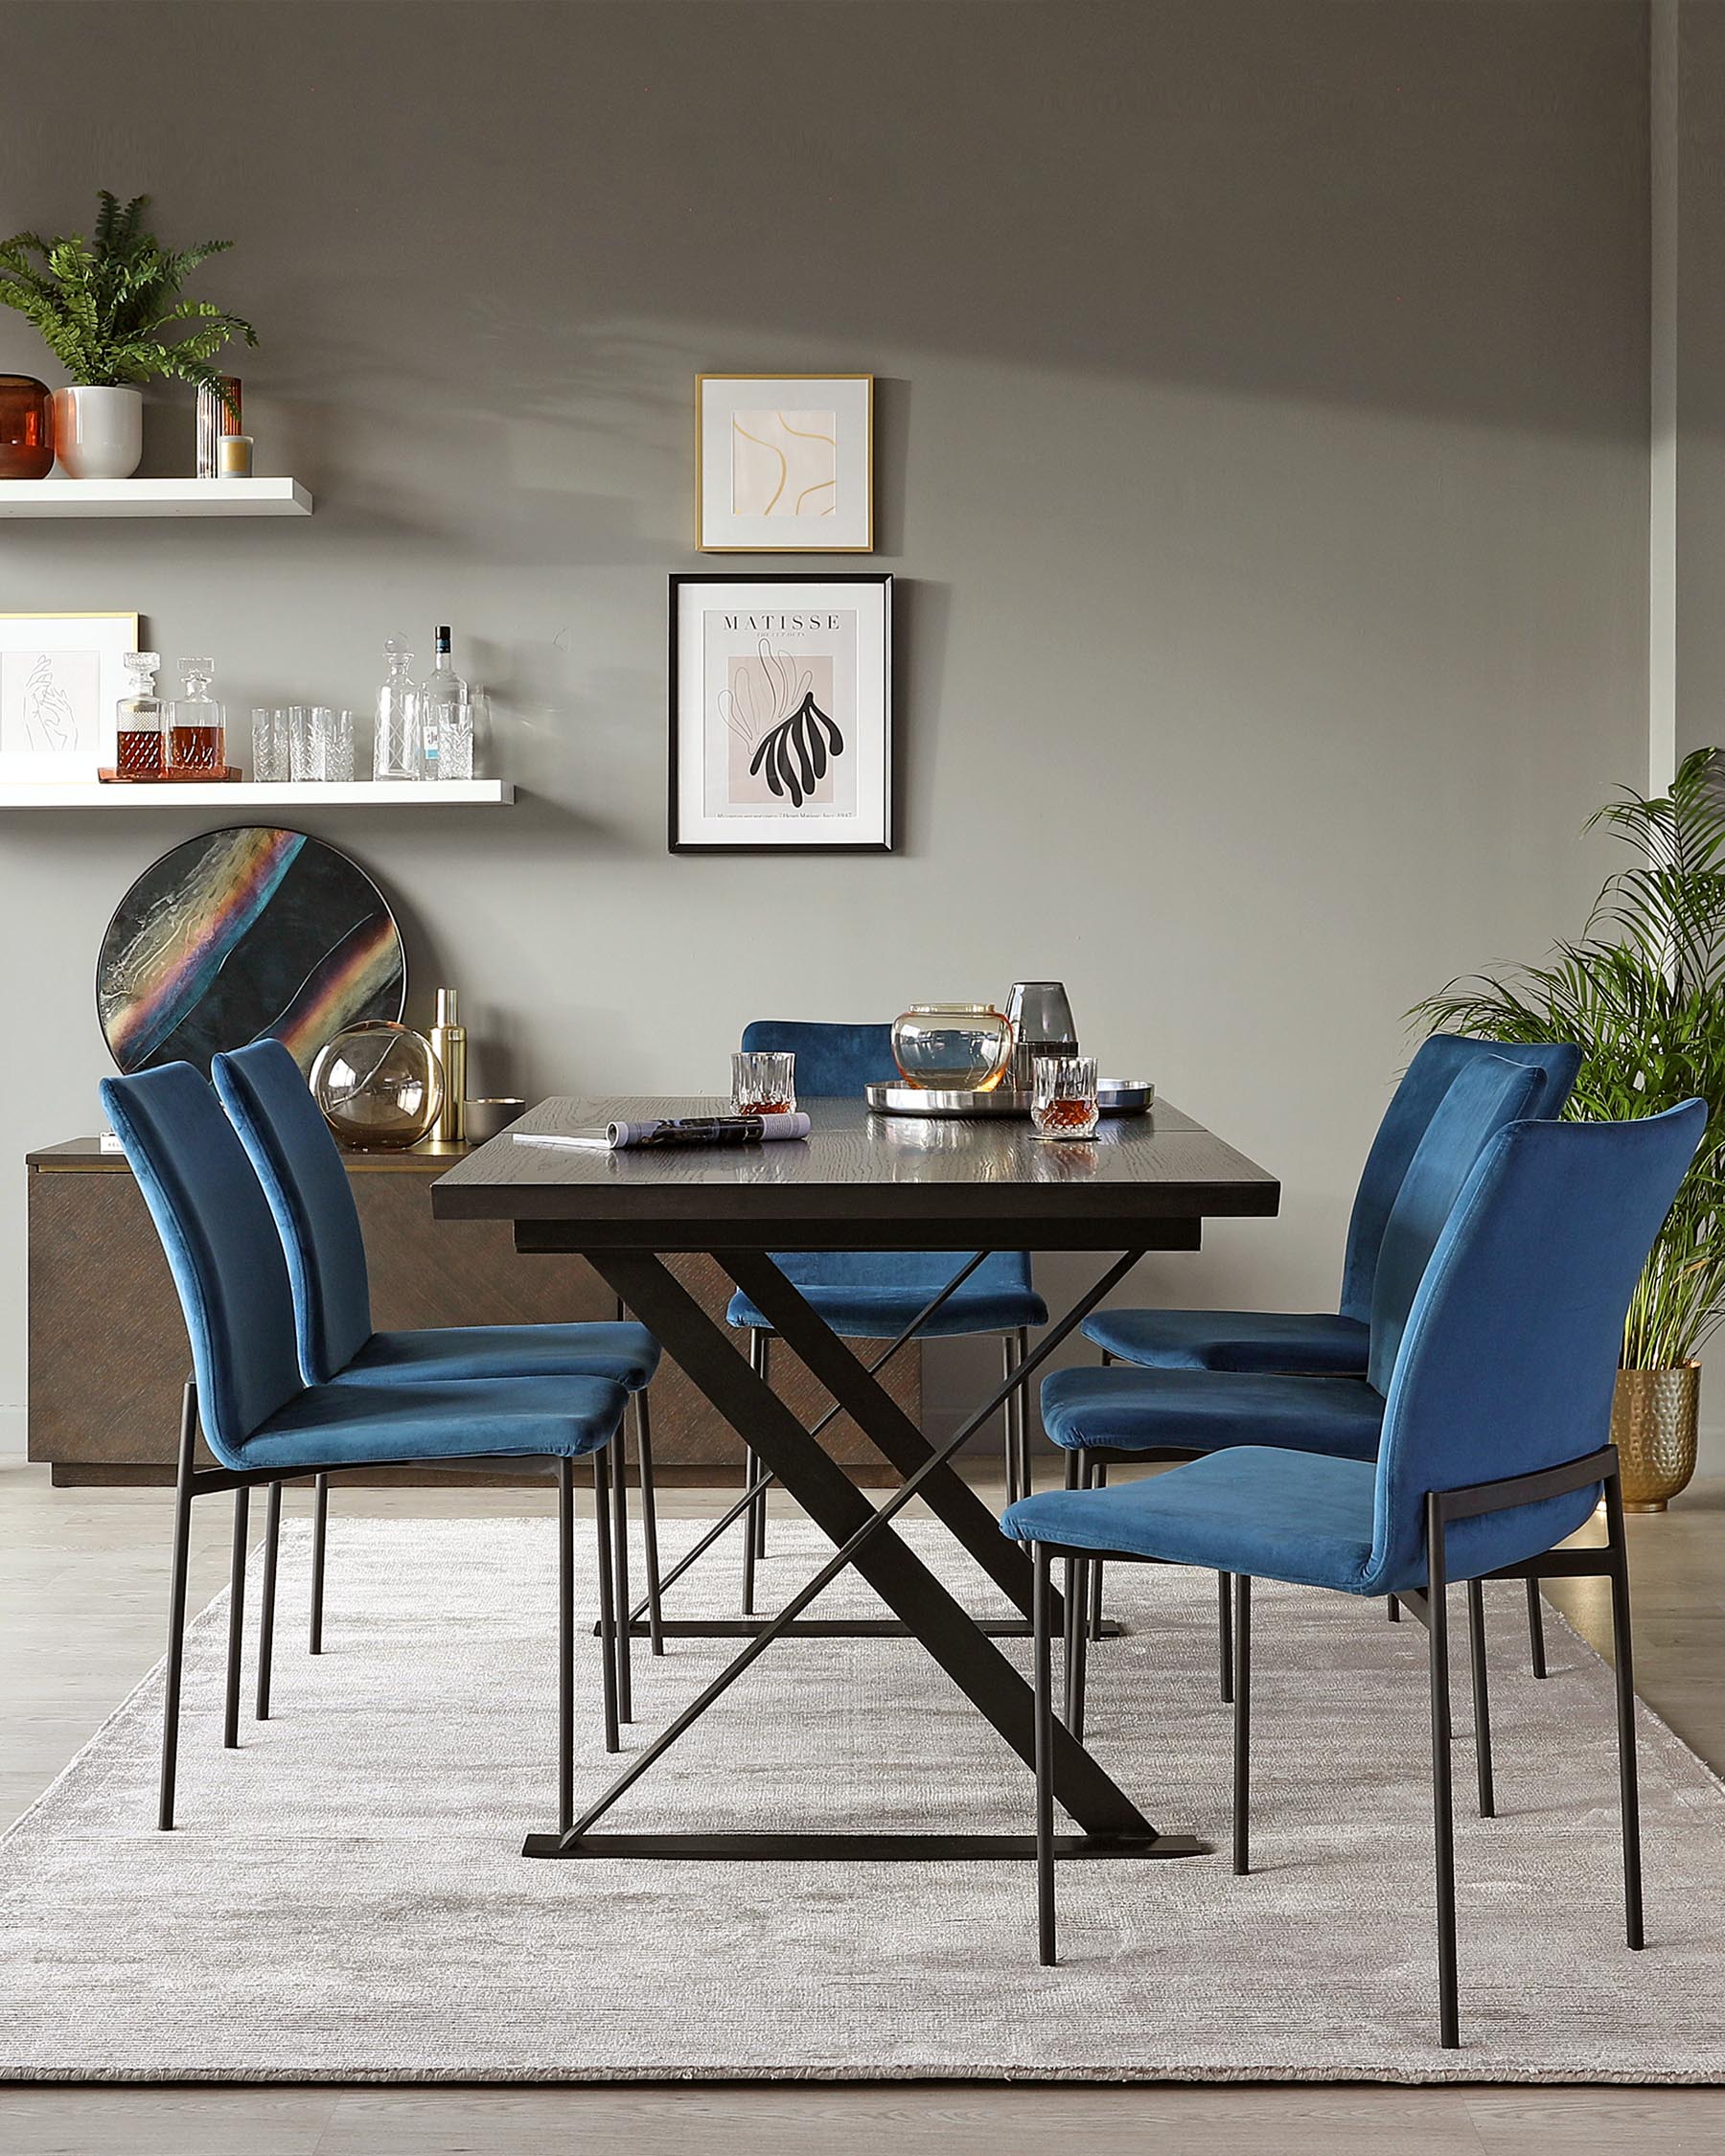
xmin=158 ymin=1383 xmax=196 ymax=1832
xmin=255 ymin=1479 xmax=282 ymax=1722
xmin=1526 ymin=1578 xmax=1549 ymax=1680
xmin=1067 ymin=1555 xmax=1092 ymax=1742
xmin=1000 ymin=1335 xmax=1022 ymax=1510
xmin=559 ymin=1456 xmax=575 ymax=1831
xmin=1604 ymin=1470 xmax=1644 ymax=1949
xmin=591 ymin=1445 xmax=620 ymax=1754
xmin=611 ymin=1411 xmax=632 ymax=1726
xmin=742 ymin=1332 xmax=768 ymax=1614
xmin=1059 ymin=1451 xmax=1082 ymax=1722
xmin=1466 ymin=1578 xmax=1495 ymax=1819
xmin=309 ymin=1471 xmax=329 ymax=1655
xmin=741 ymin=1444 xmax=760 ymax=1616
xmin=1426 ymin=1498 xmax=1460 ymax=2049
xmin=1033 ymin=1542 xmax=1057 ymax=1964
xmin=753 ymin=1332 xmax=771 ymax=1560
xmin=1218 ymin=1570 xmax=1234 ymax=1705
xmin=1232 ymin=1573 xmax=1252 ymax=1875
xmin=1087 ymin=1458 xmax=1107 ymax=1641
xmin=634 ymin=1389 xmax=665 ymax=1655
xmin=1015 ymin=1326 xmax=1033 ymax=1505
xmin=1388 ymin=1595 xmax=1401 ymax=1623
xmin=222 ymin=1486 xmax=249 ymax=1751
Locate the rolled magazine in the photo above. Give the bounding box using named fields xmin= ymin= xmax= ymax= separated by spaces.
xmin=515 ymin=1112 xmax=811 ymax=1152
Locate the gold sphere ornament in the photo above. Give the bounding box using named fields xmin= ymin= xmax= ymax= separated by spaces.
xmin=310 ymin=1021 xmax=445 ymax=1152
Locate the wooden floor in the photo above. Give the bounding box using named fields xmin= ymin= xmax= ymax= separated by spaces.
xmin=4 ymin=1459 xmax=1725 ymax=2152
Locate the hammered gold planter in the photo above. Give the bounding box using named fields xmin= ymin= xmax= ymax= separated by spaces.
xmin=1612 ymin=1363 xmax=1701 ymax=1512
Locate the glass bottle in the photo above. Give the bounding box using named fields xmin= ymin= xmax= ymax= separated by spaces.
xmin=168 ymin=656 xmax=225 ymax=777
xmin=422 ymin=624 xmax=472 ymax=780
xmin=373 ymin=636 xmax=422 ymax=781
xmin=116 ymin=652 xmax=165 ymax=780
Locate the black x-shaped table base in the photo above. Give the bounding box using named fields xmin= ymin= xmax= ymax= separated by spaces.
xmin=526 ymin=1245 xmax=1208 ymax=1864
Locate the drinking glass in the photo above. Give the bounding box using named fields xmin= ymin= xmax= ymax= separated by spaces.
xmin=288 ymin=704 xmax=319 ymax=781
xmin=324 ymin=709 xmax=356 ymax=783
xmin=731 ymin=1050 xmax=796 ymax=1116
xmin=251 ymin=706 xmax=289 ymax=783
xmin=1031 ymin=1055 xmax=1099 ymax=1138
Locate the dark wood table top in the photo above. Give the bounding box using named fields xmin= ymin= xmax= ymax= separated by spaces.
xmin=429 ymin=1095 xmax=1278 ymax=1251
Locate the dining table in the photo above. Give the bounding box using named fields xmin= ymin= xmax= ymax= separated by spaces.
xmin=430 ymin=1091 xmax=1279 ymax=1867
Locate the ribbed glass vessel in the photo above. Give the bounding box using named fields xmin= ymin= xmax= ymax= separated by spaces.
xmin=0 ymin=375 xmax=53 ymax=479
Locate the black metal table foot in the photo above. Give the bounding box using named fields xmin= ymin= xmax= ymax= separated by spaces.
xmin=598 ymin=1616 xmax=1129 ymax=1640
xmin=521 ymin=1829 xmax=1212 ymax=1861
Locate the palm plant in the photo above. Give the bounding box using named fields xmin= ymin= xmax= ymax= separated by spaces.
xmin=0 ymin=191 xmax=256 ymax=400
xmin=1414 ymin=745 xmax=1725 ymax=1370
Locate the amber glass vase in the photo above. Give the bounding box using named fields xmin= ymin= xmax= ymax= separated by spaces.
xmin=0 ymin=376 xmax=54 ymax=480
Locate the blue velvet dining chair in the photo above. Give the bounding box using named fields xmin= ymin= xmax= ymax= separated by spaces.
xmin=101 ymin=1061 xmax=634 ymax=1834
xmin=210 ymin=1036 xmax=666 ymax=1739
xmin=1004 ymin=1099 xmax=1704 ymax=2049
xmin=1057 ymin=1048 xmax=1574 ymax=1711
xmin=1080 ymin=1034 xmax=1580 ymax=1377
xmin=726 ymin=1019 xmax=1048 ymax=1610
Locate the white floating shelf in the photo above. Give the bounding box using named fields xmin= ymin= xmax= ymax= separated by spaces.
xmin=0 ymin=780 xmax=514 ymax=809
xmin=0 ymin=476 xmax=312 ymax=518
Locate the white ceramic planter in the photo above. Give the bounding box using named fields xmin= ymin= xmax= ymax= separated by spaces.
xmin=51 ymin=386 xmax=143 ymax=480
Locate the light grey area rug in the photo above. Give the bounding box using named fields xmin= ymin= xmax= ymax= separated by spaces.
xmin=2 ymin=1514 xmax=1724 ymax=2083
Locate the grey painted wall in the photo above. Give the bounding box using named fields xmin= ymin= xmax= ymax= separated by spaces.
xmin=0 ymin=0 xmax=1649 ymax=1447
xmin=1680 ymin=0 xmax=1725 ymax=765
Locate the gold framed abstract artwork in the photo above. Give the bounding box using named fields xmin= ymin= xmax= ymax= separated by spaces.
xmin=697 ymin=374 xmax=873 ymax=552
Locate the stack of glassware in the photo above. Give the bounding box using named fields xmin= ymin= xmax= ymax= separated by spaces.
xmin=371 ymin=627 xmax=474 ymax=782
xmin=245 ymin=626 xmax=479 ymax=784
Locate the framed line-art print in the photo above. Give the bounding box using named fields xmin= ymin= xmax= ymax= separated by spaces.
xmin=697 ymin=375 xmax=873 ymax=552
xmin=670 ymin=574 xmax=892 ymax=854
xmin=0 ymin=611 xmax=139 ymax=782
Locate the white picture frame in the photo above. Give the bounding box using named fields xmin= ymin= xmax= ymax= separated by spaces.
xmin=0 ymin=611 xmax=140 ymax=782
xmin=697 ymin=375 xmax=873 ymax=552
xmin=670 ymin=574 xmax=892 ymax=853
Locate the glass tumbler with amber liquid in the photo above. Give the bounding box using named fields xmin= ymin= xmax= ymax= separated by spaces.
xmin=1031 ymin=1055 xmax=1100 ymax=1139
xmin=168 ymin=655 xmax=226 ymax=777
xmin=730 ymin=1050 xmax=796 ymax=1116
xmin=115 ymin=651 xmax=165 ymax=779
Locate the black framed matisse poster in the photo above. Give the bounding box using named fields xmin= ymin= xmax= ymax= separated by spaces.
xmin=668 ymin=574 xmax=892 ymax=854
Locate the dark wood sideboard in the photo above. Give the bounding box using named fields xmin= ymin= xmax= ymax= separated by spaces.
xmin=26 ymin=1138 xmax=917 ymax=1486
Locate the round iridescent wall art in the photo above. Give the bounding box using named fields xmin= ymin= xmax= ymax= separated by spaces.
xmin=96 ymin=825 xmax=406 ymax=1075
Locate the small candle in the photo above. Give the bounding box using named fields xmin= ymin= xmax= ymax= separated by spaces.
xmin=217 ymin=434 xmax=254 ymax=478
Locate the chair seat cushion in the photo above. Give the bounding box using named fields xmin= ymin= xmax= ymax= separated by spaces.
xmin=336 ymin=1322 xmax=659 ymax=1391
xmin=1002 ymin=1447 xmax=1381 ymax=1594
xmin=1079 ymin=1307 xmax=1369 ymax=1375
xmin=1040 ymin=1365 xmax=1386 ymax=1461
xmin=236 ymin=1373 xmax=630 ymax=1474
xmin=726 ymin=1251 xmax=1047 ymax=1339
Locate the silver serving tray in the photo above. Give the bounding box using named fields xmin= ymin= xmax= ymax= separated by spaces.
xmin=864 ymin=1078 xmax=1155 ymax=1119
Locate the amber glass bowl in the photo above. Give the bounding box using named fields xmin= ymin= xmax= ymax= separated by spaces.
xmin=890 ymin=1003 xmax=1015 ymax=1091
xmin=0 ymin=376 xmax=54 ymax=480
xmin=311 ymin=1021 xmax=446 ymax=1151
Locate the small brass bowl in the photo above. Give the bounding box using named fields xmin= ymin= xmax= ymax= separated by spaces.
xmin=463 ymin=1097 xmax=527 ymax=1144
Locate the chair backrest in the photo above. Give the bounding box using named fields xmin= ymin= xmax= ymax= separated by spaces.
xmin=741 ymin=1017 xmax=1031 ymax=1300
xmin=1363 ymin=1100 xmax=1705 ymax=1594
xmin=211 ymin=1037 xmax=374 ymax=1384
xmin=1365 ymin=1054 xmax=1542 ymax=1393
xmin=1339 ymin=1034 xmax=1581 ymax=1323
xmin=740 ymin=1020 xmax=897 ymax=1095
xmin=100 ymin=1062 xmax=307 ymax=1468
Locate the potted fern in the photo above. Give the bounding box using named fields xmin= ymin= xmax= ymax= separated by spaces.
xmin=0 ymin=191 xmax=256 ymax=479
xmin=1414 ymin=746 xmax=1725 ymax=1507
